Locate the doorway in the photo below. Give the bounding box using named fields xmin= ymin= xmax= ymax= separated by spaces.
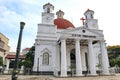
xmin=70 ymin=49 xmax=76 ymax=71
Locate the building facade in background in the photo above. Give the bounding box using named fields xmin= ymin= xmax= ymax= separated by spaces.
xmin=22 ymin=48 xmax=30 ymax=54
xmin=0 ymin=32 xmax=10 ymax=65
xmin=4 ymin=52 xmax=26 ymax=74
xmin=33 ymin=3 xmax=110 ymax=77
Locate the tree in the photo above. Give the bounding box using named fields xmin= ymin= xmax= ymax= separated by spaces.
xmin=0 ymin=57 xmax=3 ymax=66
xmin=107 ymin=45 xmax=120 ymax=67
xmin=22 ymin=46 xmax=35 ymax=68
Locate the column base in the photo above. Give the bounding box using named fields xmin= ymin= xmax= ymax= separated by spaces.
xmin=76 ymin=74 xmax=83 ymax=77
xmin=90 ymin=69 xmax=97 ymax=75
xmin=76 ymin=69 xmax=83 ymax=77
xmin=101 ymin=73 xmax=110 ymax=76
xmin=61 ymin=70 xmax=67 ymax=77
xmin=102 ymin=69 xmax=110 ymax=75
xmin=60 ymin=74 xmax=67 ymax=77
xmin=87 ymin=74 xmax=98 ymax=76
xmin=32 ymin=66 xmax=37 ymax=71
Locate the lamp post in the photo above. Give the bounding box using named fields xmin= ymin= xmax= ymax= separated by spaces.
xmin=12 ymin=22 xmax=25 ymax=80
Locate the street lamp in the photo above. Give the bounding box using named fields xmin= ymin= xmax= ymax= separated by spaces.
xmin=12 ymin=22 xmax=25 ymax=80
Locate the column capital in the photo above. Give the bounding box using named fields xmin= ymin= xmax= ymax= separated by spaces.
xmin=60 ymin=38 xmax=66 ymax=41
xmin=99 ymin=40 xmax=107 ymax=46
xmin=99 ymin=40 xmax=106 ymax=43
xmin=87 ymin=39 xmax=93 ymax=43
xmin=75 ymin=39 xmax=80 ymax=42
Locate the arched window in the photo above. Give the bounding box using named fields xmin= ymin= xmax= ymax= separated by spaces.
xmin=42 ymin=52 xmax=49 ymax=65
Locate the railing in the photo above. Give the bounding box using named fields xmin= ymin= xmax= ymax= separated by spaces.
xmin=109 ymin=67 xmax=120 ymax=74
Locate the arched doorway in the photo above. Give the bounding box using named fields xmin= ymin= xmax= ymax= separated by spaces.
xmin=70 ymin=49 xmax=76 ymax=75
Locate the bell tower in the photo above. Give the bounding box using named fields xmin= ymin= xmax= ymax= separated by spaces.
xmin=84 ymin=9 xmax=98 ymax=29
xmin=42 ymin=3 xmax=54 ymax=25
xmin=84 ymin=9 xmax=94 ymax=19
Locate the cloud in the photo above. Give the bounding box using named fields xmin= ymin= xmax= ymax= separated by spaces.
xmin=0 ymin=0 xmax=40 ymax=51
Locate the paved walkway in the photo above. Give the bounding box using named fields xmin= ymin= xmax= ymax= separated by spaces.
xmin=0 ymin=74 xmax=120 ymax=80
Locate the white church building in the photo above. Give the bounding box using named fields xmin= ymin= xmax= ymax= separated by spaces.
xmin=33 ymin=3 xmax=110 ymax=77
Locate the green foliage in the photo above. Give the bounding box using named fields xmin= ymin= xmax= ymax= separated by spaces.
xmin=109 ymin=58 xmax=120 ymax=67
xmin=69 ymin=65 xmax=75 ymax=69
xmin=107 ymin=45 xmax=120 ymax=67
xmin=22 ymin=46 xmax=35 ymax=68
xmin=107 ymin=45 xmax=120 ymax=54
xmin=0 ymin=57 xmax=3 ymax=66
xmin=96 ymin=64 xmax=102 ymax=69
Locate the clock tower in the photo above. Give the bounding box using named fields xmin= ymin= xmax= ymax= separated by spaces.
xmin=42 ymin=3 xmax=54 ymax=25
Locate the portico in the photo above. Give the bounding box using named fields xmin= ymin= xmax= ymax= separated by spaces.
xmin=59 ymin=32 xmax=109 ymax=76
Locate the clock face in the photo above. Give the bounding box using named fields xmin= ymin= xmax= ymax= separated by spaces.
xmin=46 ymin=17 xmax=51 ymax=23
xmin=46 ymin=17 xmax=50 ymax=20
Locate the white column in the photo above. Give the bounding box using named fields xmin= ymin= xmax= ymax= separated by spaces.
xmin=6 ymin=59 xmax=10 ymax=70
xmin=81 ymin=51 xmax=86 ymax=70
xmin=100 ymin=41 xmax=109 ymax=75
xmin=75 ymin=39 xmax=82 ymax=76
xmin=67 ymin=48 xmax=71 ymax=71
xmin=60 ymin=39 xmax=67 ymax=77
xmin=33 ymin=45 xmax=39 ymax=71
xmin=88 ymin=40 xmax=96 ymax=75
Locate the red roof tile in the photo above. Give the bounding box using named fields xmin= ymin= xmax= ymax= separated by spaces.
xmin=5 ymin=54 xmax=26 ymax=59
xmin=24 ymin=48 xmax=30 ymax=51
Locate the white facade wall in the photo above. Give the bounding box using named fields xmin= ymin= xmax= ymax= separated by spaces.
xmin=33 ymin=3 xmax=110 ymax=76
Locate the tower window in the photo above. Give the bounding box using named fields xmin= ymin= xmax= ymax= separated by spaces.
xmin=47 ymin=8 xmax=50 ymax=13
xmin=91 ymin=14 xmax=93 ymax=19
xmin=42 ymin=52 xmax=49 ymax=65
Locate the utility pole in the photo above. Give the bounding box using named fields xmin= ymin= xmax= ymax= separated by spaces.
xmin=12 ymin=22 xmax=25 ymax=80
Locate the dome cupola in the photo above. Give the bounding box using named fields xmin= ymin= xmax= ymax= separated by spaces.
xmin=54 ymin=10 xmax=75 ymax=29
xmin=56 ymin=10 xmax=64 ymax=18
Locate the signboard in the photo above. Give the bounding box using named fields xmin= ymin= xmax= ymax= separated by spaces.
xmin=72 ymin=34 xmax=96 ymax=38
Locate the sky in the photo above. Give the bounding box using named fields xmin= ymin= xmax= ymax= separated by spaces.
xmin=0 ymin=0 xmax=120 ymax=52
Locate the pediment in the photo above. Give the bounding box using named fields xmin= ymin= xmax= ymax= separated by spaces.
xmin=41 ymin=48 xmax=51 ymax=54
xmin=60 ymin=27 xmax=104 ymax=39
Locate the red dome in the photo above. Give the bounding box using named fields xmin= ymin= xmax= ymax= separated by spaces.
xmin=54 ymin=18 xmax=75 ymax=29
